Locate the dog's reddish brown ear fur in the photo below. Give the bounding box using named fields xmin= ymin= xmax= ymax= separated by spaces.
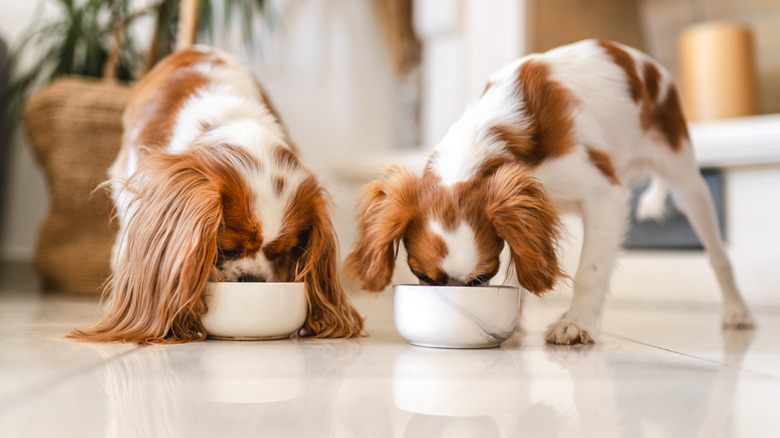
xmin=345 ymin=167 xmax=419 ymax=292
xmin=68 ymin=148 xmax=231 ymax=344
xmin=487 ymin=164 xmax=564 ymax=295
xmin=285 ymin=176 xmax=364 ymax=337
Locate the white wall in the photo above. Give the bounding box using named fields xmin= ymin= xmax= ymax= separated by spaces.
xmin=415 ymin=0 xmax=528 ymax=148
xmin=247 ymin=0 xmax=399 ymax=176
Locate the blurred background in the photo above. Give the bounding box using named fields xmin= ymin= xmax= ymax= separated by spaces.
xmin=1 ymin=0 xmax=779 ymax=307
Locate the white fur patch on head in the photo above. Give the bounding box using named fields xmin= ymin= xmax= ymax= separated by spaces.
xmin=429 ymin=220 xmax=478 ymax=283
xmin=248 ymin=167 xmax=306 ymax=246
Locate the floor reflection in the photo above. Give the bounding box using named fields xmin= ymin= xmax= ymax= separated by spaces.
xmin=3 ymin=281 xmax=778 ymax=437
xmin=91 ymin=339 xmax=364 ymax=438
xmin=194 ymin=341 xmax=306 ymax=404
xmin=540 ymin=330 xmax=756 ymax=438
xmin=393 ymin=346 xmax=521 ymax=417
xmin=695 ymin=329 xmax=756 ymax=438
xmin=91 ymin=345 xmax=201 ymax=438
xmin=81 ymin=326 xmax=759 ymax=437
xmin=393 ymin=346 xmax=519 ymax=437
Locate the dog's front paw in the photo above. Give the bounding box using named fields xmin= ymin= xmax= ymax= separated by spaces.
xmin=722 ymin=306 xmax=755 ymax=330
xmin=545 ymin=319 xmax=597 ymax=345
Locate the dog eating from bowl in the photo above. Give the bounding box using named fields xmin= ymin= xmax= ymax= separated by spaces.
xmin=69 ymin=47 xmax=363 ymax=344
xmin=346 ymin=39 xmax=754 ymax=345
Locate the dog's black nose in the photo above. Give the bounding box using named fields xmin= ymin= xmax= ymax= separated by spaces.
xmin=237 ymin=274 xmax=266 ymax=282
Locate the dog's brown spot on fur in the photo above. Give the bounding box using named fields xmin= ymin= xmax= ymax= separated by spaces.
xmin=644 ymin=61 xmax=662 ymax=102
xmin=482 ymin=80 xmax=495 ymax=96
xmin=273 ymin=145 xmax=301 ymax=170
xmin=273 ymin=176 xmax=286 ymax=196
xmin=405 ymin=221 xmax=449 ymax=283
xmin=599 ymin=41 xmax=689 ymax=153
xmin=586 ymin=147 xmax=620 ymax=185
xmin=638 ymin=63 xmax=689 ymax=152
xmin=123 ymin=49 xmax=220 ymax=150
xmin=505 ymin=59 xmax=579 ymax=167
xmin=423 ymin=151 xmax=442 ymax=176
xmin=649 ymin=85 xmax=689 ymax=152
xmin=199 ymin=120 xmax=213 ymax=133
xmin=487 ymin=124 xmax=532 ymax=164
xmin=426 ymin=183 xmax=459 ymax=231
xmin=598 ymin=40 xmax=643 ymax=104
xmin=132 ymin=71 xmax=209 ymax=148
xmin=475 ymin=153 xmax=512 ymax=178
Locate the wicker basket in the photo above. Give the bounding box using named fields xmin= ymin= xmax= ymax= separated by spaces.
xmin=21 ymin=0 xmax=204 ymax=294
xmin=23 ymin=77 xmax=130 ymax=294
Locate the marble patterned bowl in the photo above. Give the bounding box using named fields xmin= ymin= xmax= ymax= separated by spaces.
xmin=393 ymin=284 xmax=520 ymax=349
xmin=201 ymin=282 xmax=307 ymax=340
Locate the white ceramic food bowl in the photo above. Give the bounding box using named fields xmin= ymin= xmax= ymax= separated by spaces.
xmin=393 ymin=284 xmax=520 ymax=349
xmin=201 ymin=282 xmax=307 ymax=340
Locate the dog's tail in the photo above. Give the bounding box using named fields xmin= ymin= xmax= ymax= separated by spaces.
xmin=635 ymin=176 xmax=669 ymax=222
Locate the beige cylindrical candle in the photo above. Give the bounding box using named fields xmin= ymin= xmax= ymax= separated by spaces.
xmin=679 ymin=22 xmax=758 ymax=122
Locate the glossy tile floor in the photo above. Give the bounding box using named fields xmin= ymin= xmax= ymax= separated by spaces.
xmin=1 ymin=262 xmax=779 ymax=438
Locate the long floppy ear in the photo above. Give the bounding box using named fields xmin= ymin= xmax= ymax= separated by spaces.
xmin=487 ymin=164 xmax=564 ymax=295
xmin=284 ymin=176 xmax=364 ymax=337
xmin=68 ymin=148 xmax=232 ymax=344
xmin=345 ymin=166 xmax=419 ymax=292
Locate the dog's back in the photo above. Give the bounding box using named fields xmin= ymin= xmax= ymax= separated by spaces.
xmin=116 ymin=47 xmax=284 ymax=173
xmin=431 ymin=39 xmax=692 ymax=198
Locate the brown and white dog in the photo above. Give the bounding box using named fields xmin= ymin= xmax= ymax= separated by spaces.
xmin=346 ymin=40 xmax=754 ymax=344
xmin=70 ymin=47 xmax=363 ymax=344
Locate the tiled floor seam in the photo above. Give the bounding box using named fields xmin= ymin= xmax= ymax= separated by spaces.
xmin=603 ymin=332 xmax=779 ymax=380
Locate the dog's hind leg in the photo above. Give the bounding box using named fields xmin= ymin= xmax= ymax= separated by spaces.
xmin=661 ymin=148 xmax=755 ymax=329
